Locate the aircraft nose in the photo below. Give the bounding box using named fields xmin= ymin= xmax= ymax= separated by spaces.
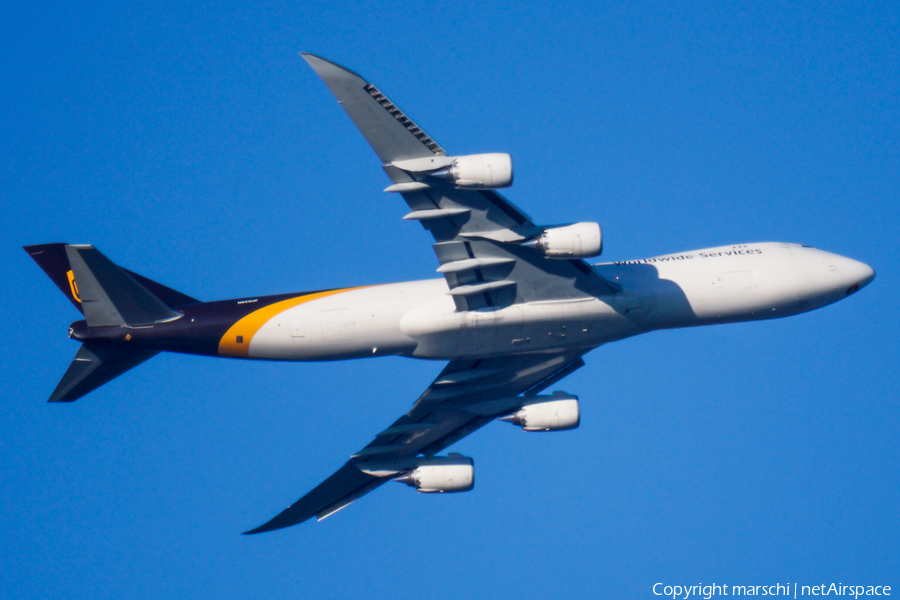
xmin=840 ymin=256 xmax=875 ymax=296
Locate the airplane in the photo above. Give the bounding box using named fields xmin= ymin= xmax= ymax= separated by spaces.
xmin=24 ymin=53 xmax=875 ymax=534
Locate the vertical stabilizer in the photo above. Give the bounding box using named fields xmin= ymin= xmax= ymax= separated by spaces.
xmin=25 ymin=243 xmax=196 ymax=402
xmin=23 ymin=243 xmax=84 ymax=314
xmin=24 ymin=243 xmax=200 ymax=315
xmin=63 ymin=245 xmax=183 ymax=327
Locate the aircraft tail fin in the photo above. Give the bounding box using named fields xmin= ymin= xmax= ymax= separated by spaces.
xmin=49 ymin=343 xmax=159 ymax=402
xmin=24 ymin=243 xmax=199 ymax=327
xmin=23 ymin=243 xmax=85 ymax=314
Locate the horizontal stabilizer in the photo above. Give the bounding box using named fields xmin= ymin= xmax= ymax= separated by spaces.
xmin=65 ymin=245 xmax=183 ymax=327
xmin=49 ymin=343 xmax=158 ymax=403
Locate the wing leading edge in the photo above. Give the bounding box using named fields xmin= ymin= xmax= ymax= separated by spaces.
xmin=245 ymin=350 xmax=590 ymax=534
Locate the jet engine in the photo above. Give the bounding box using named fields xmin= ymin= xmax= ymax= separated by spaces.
xmin=393 ymin=454 xmax=474 ymax=493
xmin=500 ymin=394 xmax=580 ymax=431
xmin=525 ymin=223 xmax=603 ymax=259
xmin=430 ymin=153 xmax=513 ymax=189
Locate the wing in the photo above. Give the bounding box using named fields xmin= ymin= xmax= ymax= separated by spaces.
xmin=301 ymin=53 xmax=618 ymax=310
xmin=244 ymin=350 xmax=589 ymax=534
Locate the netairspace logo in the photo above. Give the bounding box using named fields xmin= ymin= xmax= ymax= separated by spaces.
xmin=652 ymin=583 xmax=892 ymax=599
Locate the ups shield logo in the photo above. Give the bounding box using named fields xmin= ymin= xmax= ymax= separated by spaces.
xmin=67 ymin=270 xmax=81 ymax=303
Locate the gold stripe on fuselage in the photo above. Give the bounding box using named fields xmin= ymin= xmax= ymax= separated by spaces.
xmin=218 ymin=287 xmax=366 ymax=357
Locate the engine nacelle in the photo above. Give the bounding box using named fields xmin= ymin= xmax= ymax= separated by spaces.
xmin=393 ymin=454 xmax=474 ymax=493
xmin=501 ymin=394 xmax=580 ymax=432
xmin=528 ymin=222 xmax=603 ymax=259
xmin=433 ymin=153 xmax=513 ymax=189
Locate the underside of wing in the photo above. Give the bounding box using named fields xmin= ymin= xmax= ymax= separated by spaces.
xmin=244 ymin=465 xmax=387 ymax=534
xmin=244 ymin=349 xmax=591 ymax=534
xmin=302 ymin=53 xmax=620 ymax=309
xmin=245 ymin=54 xmax=616 ymax=535
xmin=301 ymin=53 xmax=445 ymax=163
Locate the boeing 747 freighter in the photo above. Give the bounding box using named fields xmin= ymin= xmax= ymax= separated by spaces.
xmin=25 ymin=54 xmax=875 ymax=533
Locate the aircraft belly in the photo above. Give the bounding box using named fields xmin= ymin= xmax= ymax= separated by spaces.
xmin=225 ymin=242 xmax=853 ymax=362
xmin=402 ymin=296 xmax=639 ymax=359
xmin=247 ymin=281 xmax=440 ymax=360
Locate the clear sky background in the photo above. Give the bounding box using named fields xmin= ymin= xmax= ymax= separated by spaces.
xmin=2 ymin=2 xmax=897 ymax=598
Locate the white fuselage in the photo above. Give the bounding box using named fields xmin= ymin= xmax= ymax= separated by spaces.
xmin=245 ymin=243 xmax=874 ymax=362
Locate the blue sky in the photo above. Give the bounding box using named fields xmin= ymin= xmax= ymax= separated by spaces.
xmin=2 ymin=2 xmax=897 ymax=598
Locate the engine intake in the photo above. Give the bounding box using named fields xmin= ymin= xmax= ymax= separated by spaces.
xmin=393 ymin=454 xmax=474 ymax=493
xmin=525 ymin=223 xmax=603 ymax=259
xmin=500 ymin=393 xmax=580 ymax=431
